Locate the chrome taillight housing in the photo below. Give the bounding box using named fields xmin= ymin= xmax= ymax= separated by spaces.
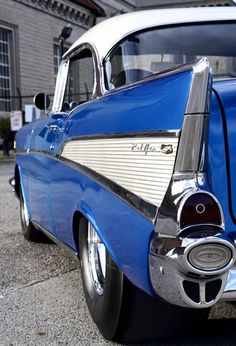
xmin=179 ymin=192 xmax=223 ymax=230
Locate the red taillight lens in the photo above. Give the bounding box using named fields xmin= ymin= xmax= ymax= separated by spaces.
xmin=180 ymin=193 xmax=222 ymax=229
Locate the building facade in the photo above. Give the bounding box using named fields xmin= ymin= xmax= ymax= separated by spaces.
xmin=0 ymin=0 xmax=104 ymax=116
xmin=96 ymin=0 xmax=235 ymax=16
xmin=1 ymin=0 xmax=235 ymax=116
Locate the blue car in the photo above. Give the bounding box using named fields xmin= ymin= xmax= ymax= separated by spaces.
xmin=12 ymin=7 xmax=236 ymax=342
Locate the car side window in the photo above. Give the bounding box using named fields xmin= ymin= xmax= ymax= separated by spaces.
xmin=63 ymin=49 xmax=94 ymax=111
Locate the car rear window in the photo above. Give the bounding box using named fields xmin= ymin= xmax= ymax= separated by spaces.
xmin=105 ymin=22 xmax=236 ymax=89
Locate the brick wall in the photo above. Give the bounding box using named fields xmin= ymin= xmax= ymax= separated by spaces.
xmin=0 ymin=0 xmax=96 ymax=113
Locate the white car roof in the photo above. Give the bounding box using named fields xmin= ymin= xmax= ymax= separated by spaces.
xmin=66 ymin=7 xmax=236 ymax=61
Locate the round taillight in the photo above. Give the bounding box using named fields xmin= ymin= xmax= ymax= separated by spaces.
xmin=188 ymin=243 xmax=232 ymax=271
xmin=180 ymin=193 xmax=222 ymax=229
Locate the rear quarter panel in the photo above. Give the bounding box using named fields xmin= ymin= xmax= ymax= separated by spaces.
xmin=51 ymin=70 xmax=192 ymax=294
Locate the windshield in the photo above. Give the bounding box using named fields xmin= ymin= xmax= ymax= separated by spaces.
xmin=105 ymin=23 xmax=236 ymax=90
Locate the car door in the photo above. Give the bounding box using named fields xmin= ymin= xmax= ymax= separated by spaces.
xmin=50 ymin=47 xmax=96 ymax=247
xmin=28 ymin=113 xmax=67 ymax=233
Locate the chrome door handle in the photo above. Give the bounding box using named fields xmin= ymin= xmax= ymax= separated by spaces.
xmin=48 ymin=124 xmax=59 ymax=132
xmin=48 ymin=124 xmax=64 ymax=132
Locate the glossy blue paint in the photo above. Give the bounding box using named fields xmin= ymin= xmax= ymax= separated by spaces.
xmin=15 ymin=121 xmax=36 ymax=152
xmin=213 ymin=80 xmax=236 ymax=226
xmin=14 ymin=73 xmax=186 ymax=293
xmin=49 ymin=72 xmax=193 ymax=294
xmin=50 ymin=158 xmax=155 ymax=294
xmin=14 ymin=70 xmax=200 ymax=295
xmin=207 ymin=81 xmax=236 ymax=240
xmin=58 ymin=70 xmax=192 ymax=150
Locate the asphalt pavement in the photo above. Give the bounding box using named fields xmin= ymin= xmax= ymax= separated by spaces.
xmin=1 ymin=161 xmax=236 ymax=346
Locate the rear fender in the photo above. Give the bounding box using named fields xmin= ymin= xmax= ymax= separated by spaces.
xmin=150 ymin=58 xmax=236 ymax=308
xmin=73 ymin=201 xmax=120 ymax=267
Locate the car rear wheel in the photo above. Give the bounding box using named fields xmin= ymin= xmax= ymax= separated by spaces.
xmin=20 ymin=186 xmax=46 ymax=242
xmin=79 ymin=217 xmax=210 ymax=342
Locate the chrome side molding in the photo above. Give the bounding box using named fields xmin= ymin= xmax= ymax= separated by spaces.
xmin=175 ymin=58 xmax=211 ymax=173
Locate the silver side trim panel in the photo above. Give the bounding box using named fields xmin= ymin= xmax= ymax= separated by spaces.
xmin=61 ymin=135 xmax=179 ymax=207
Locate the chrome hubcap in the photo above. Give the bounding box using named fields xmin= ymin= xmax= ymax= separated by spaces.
xmin=87 ymin=222 xmax=106 ymax=295
xmin=21 ymin=195 xmax=30 ymax=227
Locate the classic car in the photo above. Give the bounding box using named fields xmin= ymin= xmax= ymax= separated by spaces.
xmin=11 ymin=7 xmax=236 ymax=342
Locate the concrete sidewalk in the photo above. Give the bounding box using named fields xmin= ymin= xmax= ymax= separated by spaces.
xmin=0 ymin=150 xmax=15 ymax=163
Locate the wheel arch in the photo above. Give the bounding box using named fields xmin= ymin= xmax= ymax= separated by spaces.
xmin=72 ymin=210 xmax=84 ymax=257
xmin=72 ymin=204 xmax=119 ymax=266
xmin=14 ymin=164 xmax=21 ymax=198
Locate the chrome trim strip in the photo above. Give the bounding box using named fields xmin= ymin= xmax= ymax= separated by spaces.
xmin=174 ymin=114 xmax=209 ymax=173
xmin=53 ymin=43 xmax=101 ymax=112
xmin=31 ymin=220 xmax=79 ymax=259
xmin=60 ymin=130 xmax=180 ymax=154
xmin=175 ymin=58 xmax=212 ymax=173
xmin=185 ymin=57 xmax=212 ymax=115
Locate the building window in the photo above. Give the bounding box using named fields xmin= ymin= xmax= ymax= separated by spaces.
xmin=0 ymin=28 xmax=12 ymax=112
xmin=54 ymin=44 xmax=61 ymax=78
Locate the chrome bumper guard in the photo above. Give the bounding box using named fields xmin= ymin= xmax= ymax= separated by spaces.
xmin=149 ymin=235 xmax=236 ymax=308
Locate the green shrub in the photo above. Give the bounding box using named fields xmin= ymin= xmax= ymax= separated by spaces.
xmin=0 ymin=117 xmax=10 ymax=135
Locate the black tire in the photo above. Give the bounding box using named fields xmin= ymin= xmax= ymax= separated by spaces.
xmin=19 ymin=187 xmax=47 ymax=242
xmin=79 ymin=217 xmax=123 ymax=340
xmin=79 ymin=217 xmax=210 ymax=342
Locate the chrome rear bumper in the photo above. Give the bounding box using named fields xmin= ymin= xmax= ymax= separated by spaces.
xmin=149 ymin=234 xmax=236 ymax=308
xmin=221 ymin=265 xmax=236 ymax=301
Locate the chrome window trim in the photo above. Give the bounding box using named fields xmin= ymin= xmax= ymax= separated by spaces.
xmin=52 ymin=60 xmax=69 ymax=112
xmin=53 ymin=43 xmax=101 ymax=113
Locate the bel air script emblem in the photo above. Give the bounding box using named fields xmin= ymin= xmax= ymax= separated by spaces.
xmin=131 ymin=143 xmax=173 ymax=155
